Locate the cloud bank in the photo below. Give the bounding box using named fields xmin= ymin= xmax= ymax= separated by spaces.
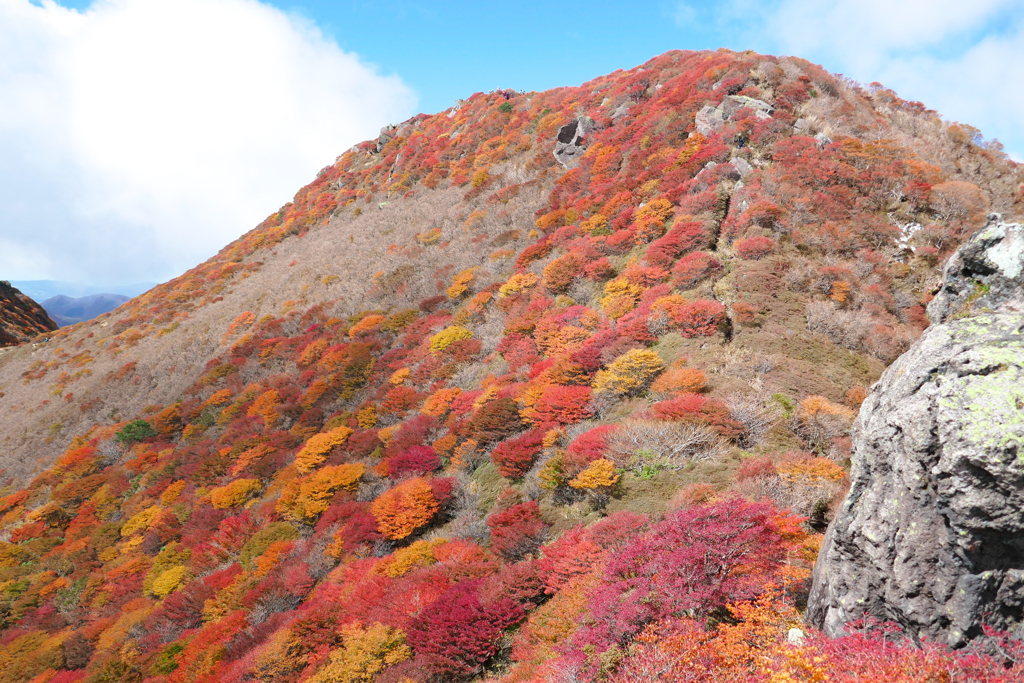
xmin=0 ymin=0 xmax=416 ymax=284
xmin=766 ymin=0 xmax=1024 ymax=157
xmin=675 ymin=0 xmax=1024 ymax=160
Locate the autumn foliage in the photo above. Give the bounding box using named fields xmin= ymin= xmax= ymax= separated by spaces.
xmin=0 ymin=47 xmax=1016 ymax=683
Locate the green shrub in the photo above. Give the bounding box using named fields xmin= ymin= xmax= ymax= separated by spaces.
xmin=115 ymin=419 xmax=157 ymax=444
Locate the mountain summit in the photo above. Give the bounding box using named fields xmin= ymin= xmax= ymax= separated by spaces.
xmin=0 ymin=49 xmax=1020 ymax=681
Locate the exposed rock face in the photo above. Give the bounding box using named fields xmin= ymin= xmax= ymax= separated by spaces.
xmin=696 ymin=95 xmax=773 ymax=136
xmin=808 ymin=215 xmax=1024 ymax=646
xmin=0 ymin=281 xmax=57 ymax=346
xmin=553 ymin=116 xmax=595 ymax=167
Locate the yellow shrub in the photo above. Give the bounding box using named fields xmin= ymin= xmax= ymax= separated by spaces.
xmin=299 ymin=339 xmax=330 ymax=366
xmin=247 ymin=389 xmax=282 ymax=428
xmin=389 ymin=368 xmax=411 ymax=385
xmin=308 ymin=622 xmax=411 ymax=683
xmin=121 ymin=505 xmax=161 ymax=537
xmin=202 ymin=388 xmax=233 ymax=409
xmin=651 ymin=366 xmax=707 ymax=395
xmin=799 ymin=396 xmax=855 ymax=420
xmin=295 ymin=426 xmax=354 ymax=473
xmin=569 ymin=458 xmax=619 ymax=489
xmin=357 ymin=404 xmax=378 ymax=429
xmin=498 ymin=273 xmax=539 ymax=297
xmin=376 ymin=538 xmax=447 ymax=578
xmin=209 ymin=479 xmax=262 ymax=509
xmin=151 ymin=565 xmax=188 ymax=598
xmin=593 ymin=349 xmax=664 ymax=397
xmin=600 ymin=278 xmax=643 ymax=318
xmin=429 ymin=325 xmax=473 ymax=353
xmin=421 ymin=387 xmax=462 ymax=417
xmin=446 ymin=267 xmax=478 ymax=300
xmin=581 ymin=213 xmax=608 ymax=234
xmin=633 ymin=196 xmax=675 ymax=243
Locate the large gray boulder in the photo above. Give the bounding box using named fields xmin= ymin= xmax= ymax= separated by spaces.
xmin=807 ymin=214 xmax=1024 ymax=646
xmin=553 ymin=116 xmax=595 ymax=168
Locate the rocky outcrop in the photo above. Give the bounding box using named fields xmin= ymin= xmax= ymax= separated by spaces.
xmin=553 ymin=116 xmax=595 ymax=168
xmin=808 ymin=215 xmax=1024 ymax=646
xmin=695 ymin=95 xmax=773 ymax=136
xmin=0 ymin=281 xmax=57 ymax=346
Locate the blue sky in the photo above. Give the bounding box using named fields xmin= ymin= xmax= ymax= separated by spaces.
xmin=4 ymin=0 xmax=1023 ymax=286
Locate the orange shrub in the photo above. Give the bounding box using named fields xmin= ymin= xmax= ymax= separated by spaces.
xmin=349 ymin=314 xmax=386 ymax=337
xmin=209 ymin=479 xmax=262 ymax=509
xmin=278 ymin=463 xmax=366 ymax=522
xmin=370 ymin=477 xmax=439 ymax=540
xmin=247 ymin=389 xmax=281 ymax=428
xmin=650 ymin=366 xmax=707 ymax=396
xmin=295 ymin=426 xmax=354 ymax=473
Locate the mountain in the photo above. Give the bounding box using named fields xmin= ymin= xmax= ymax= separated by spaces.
xmin=0 ymin=49 xmax=1020 ymax=682
xmin=0 ymin=280 xmax=57 ymax=347
xmin=8 ymin=280 xmax=158 ymax=301
xmin=42 ymin=293 xmax=131 ymax=327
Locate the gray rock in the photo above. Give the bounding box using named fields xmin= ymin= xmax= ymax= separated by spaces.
xmin=794 ymin=118 xmax=812 ymax=133
xmin=814 ymin=132 xmax=832 ymax=148
xmin=928 ymin=214 xmax=1024 ymax=324
xmin=808 ymin=217 xmax=1024 ymax=646
xmin=722 ymin=95 xmax=774 ymax=118
xmin=695 ymin=105 xmax=726 ymax=136
xmin=694 ymin=161 xmax=718 ymax=180
xmin=375 ymin=123 xmax=397 ymax=153
xmin=553 ymin=116 xmax=595 ymax=168
xmin=610 ymin=102 xmax=632 ymax=120
xmin=731 ymin=157 xmax=753 ymax=178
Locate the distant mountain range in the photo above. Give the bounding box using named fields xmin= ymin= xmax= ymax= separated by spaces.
xmin=8 ymin=279 xmax=156 ymax=301
xmin=41 ymin=293 xmax=131 ymax=326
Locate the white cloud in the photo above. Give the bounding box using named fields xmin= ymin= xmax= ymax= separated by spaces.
xmin=0 ymin=0 xmax=416 ymax=284
xmin=757 ymin=0 xmax=1024 ymax=157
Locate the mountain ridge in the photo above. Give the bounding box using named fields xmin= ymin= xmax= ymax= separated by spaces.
xmin=0 ymin=49 xmax=1020 ymax=682
xmin=0 ymin=281 xmax=57 ymax=347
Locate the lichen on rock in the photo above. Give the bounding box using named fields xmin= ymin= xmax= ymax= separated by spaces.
xmin=808 ymin=216 xmax=1024 ymax=646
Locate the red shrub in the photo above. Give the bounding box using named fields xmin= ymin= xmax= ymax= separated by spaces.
xmin=408 ymin=582 xmax=525 ymax=678
xmin=673 ymin=299 xmax=725 ymax=337
xmin=652 ymin=392 xmax=706 ymax=420
xmin=584 ymin=257 xmax=616 ymax=281
xmin=472 ymin=397 xmax=525 ymax=443
xmin=645 ymin=220 xmax=708 ymax=268
xmin=672 ymin=251 xmax=723 ymax=289
xmin=735 ymin=235 xmax=777 ymax=259
xmin=569 ymin=499 xmax=795 ymax=667
xmin=531 ymin=385 xmax=594 ymax=424
xmin=736 ymin=457 xmax=777 ymax=482
xmin=345 ymin=429 xmax=381 ymax=458
xmin=565 ymin=425 xmax=618 ymax=472
xmin=389 ymin=445 xmax=441 ymax=478
xmin=487 ymin=501 xmax=550 ymax=561
xmin=491 ymin=429 xmax=546 ymax=479
xmin=538 ymin=525 xmax=607 ymax=594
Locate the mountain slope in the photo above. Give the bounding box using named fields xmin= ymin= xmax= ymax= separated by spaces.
xmin=0 ymin=49 xmax=1020 ymax=682
xmin=0 ymin=281 xmax=57 ymax=347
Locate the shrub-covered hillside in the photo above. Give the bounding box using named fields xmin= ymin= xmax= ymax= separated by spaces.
xmin=0 ymin=49 xmax=1021 ymax=682
xmin=0 ymin=282 xmax=56 ymax=348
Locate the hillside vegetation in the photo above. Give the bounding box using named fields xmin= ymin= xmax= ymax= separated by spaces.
xmin=0 ymin=49 xmax=1021 ymax=682
xmin=0 ymin=282 xmax=57 ymax=348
